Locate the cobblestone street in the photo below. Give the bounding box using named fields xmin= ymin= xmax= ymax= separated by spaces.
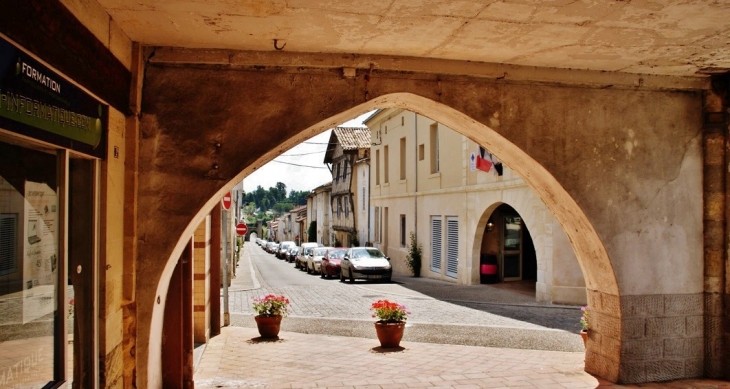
xmin=228 ymin=244 xmax=586 ymax=352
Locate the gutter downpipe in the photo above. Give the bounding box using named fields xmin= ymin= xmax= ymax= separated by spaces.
xmin=414 ymin=112 xmax=418 ymax=261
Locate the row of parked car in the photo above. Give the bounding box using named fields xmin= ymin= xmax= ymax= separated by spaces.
xmin=255 ymin=238 xmax=393 ymax=282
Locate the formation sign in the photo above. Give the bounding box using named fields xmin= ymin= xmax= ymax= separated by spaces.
xmin=0 ymin=35 xmax=108 ymax=158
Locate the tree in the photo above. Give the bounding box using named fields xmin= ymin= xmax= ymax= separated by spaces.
xmin=273 ymin=202 xmax=294 ymax=214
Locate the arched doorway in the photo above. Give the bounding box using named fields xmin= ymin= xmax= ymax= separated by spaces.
xmin=479 ymin=204 xmax=537 ymax=291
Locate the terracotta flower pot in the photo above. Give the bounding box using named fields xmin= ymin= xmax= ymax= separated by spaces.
xmin=580 ymin=330 xmax=588 ymax=348
xmin=374 ymin=321 xmax=405 ymax=348
xmin=255 ymin=315 xmax=283 ymax=338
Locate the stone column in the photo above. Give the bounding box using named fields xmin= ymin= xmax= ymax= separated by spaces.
xmin=703 ymin=73 xmax=729 ymax=378
xmin=193 ymin=216 xmax=211 ymax=343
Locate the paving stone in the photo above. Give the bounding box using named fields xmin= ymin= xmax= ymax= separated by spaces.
xmin=192 ymin=245 xmax=730 ymax=389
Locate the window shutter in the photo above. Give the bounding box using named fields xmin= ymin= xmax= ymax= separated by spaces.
xmin=430 ymin=217 xmax=442 ymax=272
xmin=446 ymin=217 xmax=458 ymax=278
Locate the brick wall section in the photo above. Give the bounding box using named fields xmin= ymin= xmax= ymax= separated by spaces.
xmin=585 ymin=290 xmax=706 ymax=384
xmin=585 ymin=289 xmax=621 ymax=382
xmin=619 ymin=293 xmax=704 ymax=383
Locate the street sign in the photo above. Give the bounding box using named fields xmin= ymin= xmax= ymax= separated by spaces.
xmin=236 ymin=223 xmax=248 ymax=236
xmin=221 ymin=192 xmax=232 ymax=210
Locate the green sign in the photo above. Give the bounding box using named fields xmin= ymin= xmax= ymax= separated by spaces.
xmin=0 ymin=35 xmax=108 ymax=158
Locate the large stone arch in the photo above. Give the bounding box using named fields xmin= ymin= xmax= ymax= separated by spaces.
xmin=137 ymin=60 xmax=702 ymax=386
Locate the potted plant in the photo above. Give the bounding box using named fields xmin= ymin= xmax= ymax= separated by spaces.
xmin=405 ymin=232 xmax=422 ymax=277
xmin=371 ymin=299 xmax=410 ymax=348
xmin=579 ymin=306 xmax=589 ymax=347
xmin=252 ymin=294 xmax=290 ymax=338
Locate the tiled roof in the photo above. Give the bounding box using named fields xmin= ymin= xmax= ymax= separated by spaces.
xmin=291 ymin=205 xmax=307 ymax=213
xmin=332 ymin=127 xmax=371 ymax=150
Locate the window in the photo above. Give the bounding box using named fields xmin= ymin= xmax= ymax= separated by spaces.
xmin=375 ymin=149 xmax=380 ymax=185
xmin=337 ymin=197 xmax=342 ymax=218
xmin=345 ymin=196 xmax=349 ymax=218
xmin=430 ymin=123 xmax=439 ymax=174
xmin=430 ymin=216 xmax=442 ymax=272
xmin=362 ymin=187 xmax=366 ymax=211
xmin=400 ymin=215 xmax=406 ymax=247
xmin=399 ymin=137 xmax=406 ymax=180
xmin=384 ymin=145 xmax=389 ymax=184
xmin=418 ymin=144 xmax=424 ymax=161
xmin=342 ymin=161 xmax=348 ymax=181
xmin=446 ymin=217 xmax=459 ymax=278
xmin=336 ymin=162 xmax=341 ymax=182
xmin=401 ymin=116 xmax=404 ymax=126
xmin=375 ymin=207 xmax=380 ymax=242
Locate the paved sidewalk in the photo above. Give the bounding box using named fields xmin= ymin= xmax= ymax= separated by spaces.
xmin=196 ymin=244 xmax=730 ymax=388
xmin=195 ymin=326 xmax=729 ymax=389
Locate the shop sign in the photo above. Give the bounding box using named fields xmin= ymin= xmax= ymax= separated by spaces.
xmin=0 ymin=35 xmax=108 ymax=158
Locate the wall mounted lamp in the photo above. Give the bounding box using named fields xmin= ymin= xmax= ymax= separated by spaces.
xmin=486 ymin=220 xmax=494 ymax=233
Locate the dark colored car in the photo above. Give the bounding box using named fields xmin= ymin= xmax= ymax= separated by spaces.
xmin=287 ymin=246 xmax=299 ymax=262
xmin=320 ymin=248 xmax=347 ymax=279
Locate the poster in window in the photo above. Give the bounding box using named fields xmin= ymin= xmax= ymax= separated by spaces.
xmin=23 ymin=181 xmax=58 ymax=323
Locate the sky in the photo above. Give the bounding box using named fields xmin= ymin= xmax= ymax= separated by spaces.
xmin=242 ymin=111 xmax=375 ymax=194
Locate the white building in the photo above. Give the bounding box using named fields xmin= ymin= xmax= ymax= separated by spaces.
xmin=366 ymin=109 xmax=585 ymax=305
xmin=306 ymin=182 xmax=332 ymax=246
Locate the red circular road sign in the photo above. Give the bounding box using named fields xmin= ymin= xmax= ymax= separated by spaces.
xmin=236 ymin=223 xmax=248 ymax=236
xmin=221 ymin=192 xmax=232 ymax=210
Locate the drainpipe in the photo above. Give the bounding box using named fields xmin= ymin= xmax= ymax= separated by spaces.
xmin=414 ymin=112 xmax=418 ymax=249
xmin=366 ymin=157 xmax=371 ymax=245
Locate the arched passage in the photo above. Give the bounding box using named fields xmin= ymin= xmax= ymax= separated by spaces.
xmin=476 ymin=203 xmax=538 ymax=287
xmin=140 ymin=95 xmax=619 ymax=386
xmin=137 ymin=61 xmax=702 ymax=386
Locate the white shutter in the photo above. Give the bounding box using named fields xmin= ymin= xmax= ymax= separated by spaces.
xmin=430 ymin=217 xmax=442 ymax=272
xmin=446 ymin=217 xmax=458 ymax=278
xmin=0 ymin=214 xmax=17 ymax=275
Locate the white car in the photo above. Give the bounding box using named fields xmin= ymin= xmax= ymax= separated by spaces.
xmin=295 ymin=242 xmax=319 ymax=268
xmin=340 ymin=247 xmax=392 ymax=283
xmin=306 ymin=246 xmax=332 ymax=274
xmin=277 ymin=241 xmax=295 ymax=259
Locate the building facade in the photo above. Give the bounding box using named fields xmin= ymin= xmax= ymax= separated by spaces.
xmin=306 ymin=182 xmax=332 ymax=246
xmin=367 ymin=109 xmax=585 ymax=305
xmin=324 ymin=127 xmax=371 ymax=247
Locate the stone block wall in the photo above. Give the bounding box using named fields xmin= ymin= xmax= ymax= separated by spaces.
xmin=586 ymin=289 xmax=705 ymax=383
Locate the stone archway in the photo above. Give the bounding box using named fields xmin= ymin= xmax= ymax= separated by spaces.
xmin=136 ymin=59 xmax=702 ymax=386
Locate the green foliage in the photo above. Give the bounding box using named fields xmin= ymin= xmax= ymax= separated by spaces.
xmin=242 ymin=183 xmax=310 ymax=219
xmin=349 ymin=233 xmax=360 ymax=247
xmin=405 ymin=232 xmax=422 ymax=277
xmin=273 ymin=201 xmax=294 ymax=214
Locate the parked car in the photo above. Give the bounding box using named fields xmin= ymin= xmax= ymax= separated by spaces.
xmin=265 ymin=241 xmax=278 ymax=254
xmin=320 ymin=248 xmax=347 ymax=279
xmin=287 ymin=246 xmax=299 ymax=262
xmin=277 ymin=241 xmax=295 ymax=259
xmin=295 ymin=242 xmax=319 ymax=269
xmin=340 ymin=247 xmax=392 ymax=283
xmin=306 ymin=246 xmax=332 ymax=274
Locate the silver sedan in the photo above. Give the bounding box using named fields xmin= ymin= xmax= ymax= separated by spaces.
xmin=339 ymin=247 xmax=392 ymax=283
